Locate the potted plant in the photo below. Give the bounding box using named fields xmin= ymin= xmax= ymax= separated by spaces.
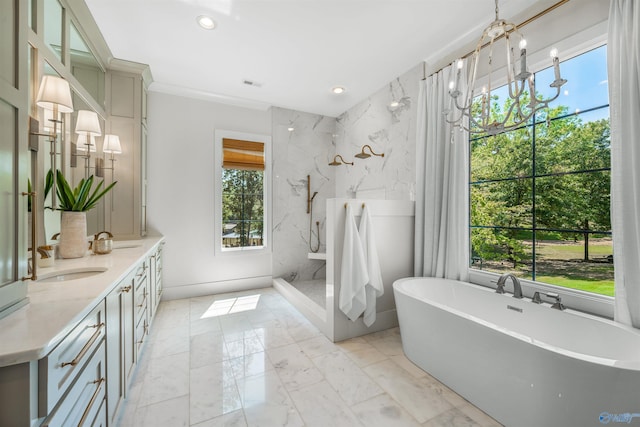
xmin=56 ymin=170 xmax=117 ymax=258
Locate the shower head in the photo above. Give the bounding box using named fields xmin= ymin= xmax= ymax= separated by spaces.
xmin=355 ymin=144 xmax=384 ymax=159
xmin=329 ymin=155 xmax=353 ymax=166
xmin=311 ymin=191 xmax=318 ymax=201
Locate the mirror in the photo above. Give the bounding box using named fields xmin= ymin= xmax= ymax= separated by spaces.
xmin=70 ymin=23 xmax=105 ymax=108
xmin=68 ymin=90 xmax=106 ymax=237
xmin=43 ymin=0 xmax=63 ymax=61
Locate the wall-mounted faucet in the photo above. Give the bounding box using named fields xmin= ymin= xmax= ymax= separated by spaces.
xmin=496 ymin=273 xmax=523 ymax=299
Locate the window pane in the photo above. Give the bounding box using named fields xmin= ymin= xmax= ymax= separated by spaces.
xmin=470 ymin=228 xmax=533 ymax=279
xmin=471 ymin=127 xmax=531 ymax=182
xmin=44 ymin=0 xmax=63 ymax=61
xmin=535 ymin=171 xmax=611 ymax=233
xmin=536 ymin=45 xmax=608 ymax=116
xmin=535 ymin=233 xmax=613 ymax=296
xmin=471 ymin=179 xmax=532 ymax=228
xmin=535 ymin=112 xmax=610 ymax=175
xmin=0 ymin=0 xmax=15 ymax=85
xmin=222 ymin=169 xmax=264 ymax=249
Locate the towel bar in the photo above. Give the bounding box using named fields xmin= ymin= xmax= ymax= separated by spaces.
xmin=344 ymin=202 xmax=366 ymax=209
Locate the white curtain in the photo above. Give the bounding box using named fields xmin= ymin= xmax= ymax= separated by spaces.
xmin=609 ymin=0 xmax=640 ymax=327
xmin=414 ymin=62 xmax=469 ymax=280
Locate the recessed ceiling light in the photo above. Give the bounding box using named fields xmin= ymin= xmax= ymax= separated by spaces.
xmin=287 ymin=127 xmax=295 ymax=132
xmin=332 ymin=86 xmax=345 ymax=94
xmin=197 ymin=15 xmax=216 ymax=30
xmin=390 ymin=101 xmax=399 ymax=108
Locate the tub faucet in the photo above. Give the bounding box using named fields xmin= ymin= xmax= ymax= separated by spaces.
xmin=496 ymin=273 xmax=523 ymax=299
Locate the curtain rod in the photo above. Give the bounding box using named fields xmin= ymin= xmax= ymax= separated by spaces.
xmin=422 ymin=0 xmax=571 ymax=80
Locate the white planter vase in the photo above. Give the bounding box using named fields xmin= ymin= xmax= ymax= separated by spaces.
xmin=59 ymin=211 xmax=87 ymax=259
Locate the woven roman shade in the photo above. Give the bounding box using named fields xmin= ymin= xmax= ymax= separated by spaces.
xmin=222 ymin=138 xmax=264 ymax=171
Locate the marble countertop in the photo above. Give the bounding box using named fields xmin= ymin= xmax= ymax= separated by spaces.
xmin=0 ymin=236 xmax=164 ymax=368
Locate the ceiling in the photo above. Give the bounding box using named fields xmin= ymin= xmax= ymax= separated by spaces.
xmin=84 ymin=0 xmax=557 ymax=118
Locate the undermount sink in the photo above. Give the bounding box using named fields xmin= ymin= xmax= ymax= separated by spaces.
xmin=38 ymin=267 xmax=108 ymax=283
xmin=112 ymin=241 xmax=142 ymax=249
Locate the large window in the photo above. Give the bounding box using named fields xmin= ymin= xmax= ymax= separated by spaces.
xmin=470 ymin=45 xmax=612 ymax=296
xmin=220 ymin=137 xmax=265 ymax=250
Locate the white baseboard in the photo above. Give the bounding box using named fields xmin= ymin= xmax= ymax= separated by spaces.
xmin=162 ymin=276 xmax=273 ymax=300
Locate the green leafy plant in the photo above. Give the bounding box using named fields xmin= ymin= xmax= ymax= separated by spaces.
xmin=55 ymin=170 xmax=117 ymax=212
xmin=27 ymin=170 xmax=55 ymax=212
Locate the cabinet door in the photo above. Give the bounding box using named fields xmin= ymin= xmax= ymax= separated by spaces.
xmin=105 ymin=271 xmax=135 ymax=424
xmin=0 ymin=0 xmax=29 ymax=320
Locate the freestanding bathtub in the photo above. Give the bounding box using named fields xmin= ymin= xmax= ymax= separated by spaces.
xmin=394 ymin=277 xmax=640 ymax=427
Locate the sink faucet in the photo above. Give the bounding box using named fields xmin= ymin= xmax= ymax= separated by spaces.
xmin=496 ymin=273 xmax=523 ymax=299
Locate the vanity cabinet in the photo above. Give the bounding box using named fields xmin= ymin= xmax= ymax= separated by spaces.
xmin=105 ymin=269 xmax=135 ymax=425
xmin=0 ymin=238 xmax=164 ymax=427
xmin=39 ymin=301 xmax=106 ymax=415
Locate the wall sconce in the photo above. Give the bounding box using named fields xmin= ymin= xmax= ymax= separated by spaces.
xmin=97 ymin=134 xmax=121 ymax=180
xmin=72 ymin=110 xmax=102 ymax=178
xmin=31 ymin=75 xmax=74 ymax=209
xmin=328 ymin=155 xmax=353 ymax=166
xmin=355 ymin=144 xmax=384 ymax=159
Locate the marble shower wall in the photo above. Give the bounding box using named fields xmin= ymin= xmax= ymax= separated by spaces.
xmin=272 ymin=107 xmax=337 ymax=282
xmin=335 ymin=63 xmax=422 ymax=200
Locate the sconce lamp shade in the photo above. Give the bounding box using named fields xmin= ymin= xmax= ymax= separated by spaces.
xmin=102 ymin=134 xmax=122 ymax=154
xmin=75 ymin=110 xmax=102 ymax=136
xmin=36 ymin=76 xmax=74 ymax=113
xmin=76 ymin=133 xmax=97 ymax=152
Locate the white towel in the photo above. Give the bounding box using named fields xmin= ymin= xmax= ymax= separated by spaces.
xmin=359 ymin=204 xmax=384 ymax=327
xmin=339 ymin=204 xmax=369 ymax=321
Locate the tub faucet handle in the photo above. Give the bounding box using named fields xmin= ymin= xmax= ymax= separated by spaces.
xmin=532 ymin=292 xmax=543 ymax=304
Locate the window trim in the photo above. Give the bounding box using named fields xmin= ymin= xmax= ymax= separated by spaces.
xmin=467 ymin=36 xmax=614 ymax=319
xmin=214 ymin=129 xmax=271 ymax=256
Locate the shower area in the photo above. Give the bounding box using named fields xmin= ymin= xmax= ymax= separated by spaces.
xmin=271 ymin=107 xmax=336 ymax=312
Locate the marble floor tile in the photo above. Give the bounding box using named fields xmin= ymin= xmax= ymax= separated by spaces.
xmin=297 ymin=335 xmax=336 ymax=358
xmin=288 ymin=380 xmax=363 ymax=427
xmin=226 ymin=335 xmax=264 ymax=359
xmin=133 ymin=395 xmax=190 ymax=427
xmin=236 ymin=370 xmax=304 ymax=426
xmin=253 ymin=324 xmax=296 ymax=349
xmin=312 ymin=350 xmax=383 ymax=405
xmin=136 ymin=351 xmax=190 ymax=407
xmin=267 ymin=343 xmax=324 ymax=390
xmin=190 ymin=360 xmax=243 ymax=425
xmin=364 ymin=359 xmax=454 ymax=423
xmin=191 ymin=316 xmax=223 ymax=336
xmin=390 ymin=353 xmax=428 ymax=378
xmin=351 ymin=393 xmax=423 ymax=427
xmin=191 ymin=410 xmax=248 ymax=427
xmin=114 ymin=287 xmax=501 ymax=427
xmin=422 ymin=406 xmax=483 ymax=427
xmin=228 ymin=351 xmax=274 ymax=380
xmin=190 ymin=330 xmax=230 ymax=369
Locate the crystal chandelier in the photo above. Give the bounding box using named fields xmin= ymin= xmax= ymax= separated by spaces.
xmin=446 ymin=0 xmax=567 ymax=136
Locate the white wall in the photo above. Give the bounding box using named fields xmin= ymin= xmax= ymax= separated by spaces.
xmin=146 ymin=91 xmax=272 ymax=298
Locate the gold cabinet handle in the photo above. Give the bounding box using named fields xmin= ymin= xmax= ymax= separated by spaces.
xmin=78 ymin=377 xmax=104 ymax=426
xmin=21 ymin=191 xmax=37 ymax=281
xmin=60 ymin=323 xmax=104 ymax=368
xmin=121 ymin=285 xmax=132 ymax=293
xmin=137 ymin=294 xmax=146 ymax=308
